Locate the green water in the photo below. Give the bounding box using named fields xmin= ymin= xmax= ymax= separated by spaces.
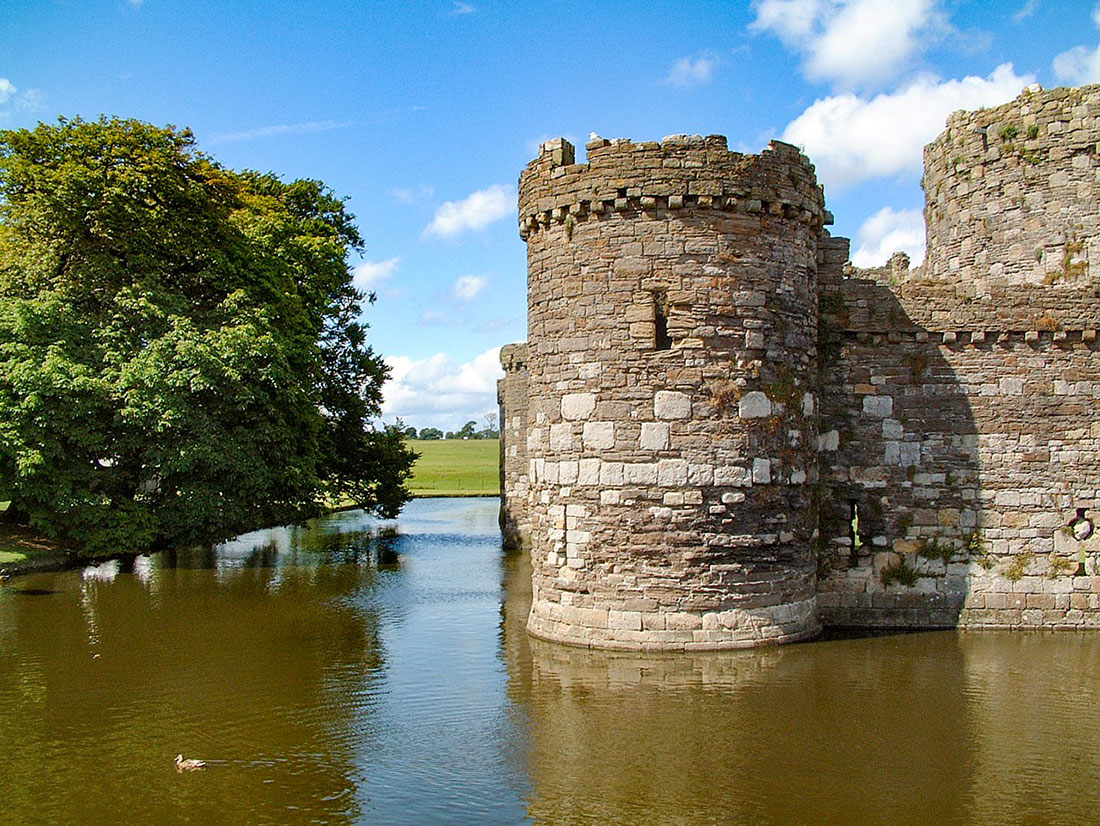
xmin=1 ymin=497 xmax=1099 ymax=824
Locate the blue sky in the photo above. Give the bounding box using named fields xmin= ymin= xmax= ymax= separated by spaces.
xmin=3 ymin=0 xmax=1099 ymax=429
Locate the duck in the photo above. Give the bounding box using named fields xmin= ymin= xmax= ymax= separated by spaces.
xmin=175 ymin=754 xmax=206 ymax=772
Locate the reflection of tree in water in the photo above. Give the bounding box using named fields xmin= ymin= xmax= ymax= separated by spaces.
xmin=0 ymin=525 xmax=394 ymax=826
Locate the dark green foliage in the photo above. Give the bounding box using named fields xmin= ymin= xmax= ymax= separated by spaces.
xmin=0 ymin=116 xmax=414 ymax=552
xmin=880 ymin=558 xmax=920 ymax=588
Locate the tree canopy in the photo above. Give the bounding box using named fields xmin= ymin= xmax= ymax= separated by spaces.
xmin=0 ymin=116 xmax=415 ymax=552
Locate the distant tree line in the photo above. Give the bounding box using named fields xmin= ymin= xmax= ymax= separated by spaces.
xmin=404 ymin=414 xmax=498 ymax=441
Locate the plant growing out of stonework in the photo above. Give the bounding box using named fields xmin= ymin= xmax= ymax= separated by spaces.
xmin=0 ymin=117 xmax=416 ymax=553
xmin=1048 ymin=554 xmax=1077 ymax=579
xmin=1002 ymin=552 xmax=1034 ymax=582
xmin=918 ymin=538 xmax=953 ymax=564
xmin=880 ymin=558 xmax=920 ymax=587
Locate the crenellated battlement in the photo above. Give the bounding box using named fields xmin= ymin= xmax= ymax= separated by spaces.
xmin=518 ymin=135 xmax=827 ymax=240
xmin=499 ymin=342 xmax=528 ymax=373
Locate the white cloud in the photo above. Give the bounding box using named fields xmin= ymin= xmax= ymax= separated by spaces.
xmin=1052 ymin=3 xmax=1100 ymax=84
xmin=1054 ymin=46 xmax=1100 ymax=84
xmin=423 ymin=184 xmax=515 ymax=238
xmin=451 ymin=1 xmax=475 ymax=14
xmin=208 ymin=120 xmax=351 ymax=145
xmin=782 ymin=63 xmax=1033 ymax=190
xmin=664 ymin=53 xmax=719 ymax=88
xmin=851 ymin=206 xmax=926 ymax=268
xmin=750 ymin=0 xmax=949 ymax=90
xmin=389 ymin=184 xmax=434 ymax=204
xmin=0 ymin=78 xmax=15 ymax=105
xmin=418 ymin=309 xmax=456 ymax=327
xmin=452 ymin=274 xmax=488 ymax=301
xmin=15 ymin=89 xmax=45 ymax=112
xmin=382 ymin=347 xmax=504 ymax=429
xmin=1012 ymin=0 xmax=1039 ymax=22
xmin=353 ymin=257 xmax=400 ymax=292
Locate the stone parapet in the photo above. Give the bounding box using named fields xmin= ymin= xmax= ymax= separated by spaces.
xmin=518 ymin=135 xmax=826 ymax=241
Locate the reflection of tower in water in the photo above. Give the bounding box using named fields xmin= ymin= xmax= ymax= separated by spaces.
xmin=502 ymin=545 xmax=988 ymax=824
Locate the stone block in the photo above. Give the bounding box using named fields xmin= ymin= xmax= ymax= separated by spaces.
xmin=577 ymin=458 xmax=600 ymax=486
xmin=640 ymin=422 xmax=670 ymax=450
xmin=738 ymin=391 xmax=772 ymax=419
xmin=655 ymin=390 xmax=692 ymax=419
xmin=549 ymin=423 xmax=573 ymax=451
xmin=582 ymin=421 xmax=615 ymax=450
xmin=561 ymin=392 xmax=596 ymax=420
xmin=863 ymin=395 xmax=893 ymax=418
xmin=600 ymin=461 xmax=624 ymax=486
xmin=623 ymin=462 xmax=658 ymax=485
xmin=715 ymin=465 xmax=751 ymax=487
xmin=658 ymin=459 xmax=690 ymax=487
xmin=752 ymin=458 xmax=772 ymax=484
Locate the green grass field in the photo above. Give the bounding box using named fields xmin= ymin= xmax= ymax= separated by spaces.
xmin=407 ymin=439 xmax=500 ymax=497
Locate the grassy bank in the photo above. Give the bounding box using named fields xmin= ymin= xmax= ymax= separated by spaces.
xmin=1 ymin=440 xmax=499 ymax=575
xmin=0 ymin=521 xmax=81 ymax=574
xmin=408 ymin=439 xmax=499 ymax=497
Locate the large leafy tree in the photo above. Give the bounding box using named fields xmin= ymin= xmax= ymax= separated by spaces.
xmin=0 ymin=116 xmax=415 ymax=552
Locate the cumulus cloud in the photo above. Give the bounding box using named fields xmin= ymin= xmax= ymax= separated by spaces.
xmin=0 ymin=78 xmax=14 ymax=105
xmin=1052 ymin=3 xmax=1100 ymax=84
xmin=353 ymin=257 xmax=400 ymax=292
xmin=424 ymin=184 xmax=515 ymax=238
xmin=851 ymin=206 xmax=926 ymax=268
xmin=750 ymin=0 xmax=949 ymax=90
xmin=382 ymin=347 xmax=504 ymax=429
xmin=782 ymin=63 xmax=1032 ymax=190
xmin=452 ymin=274 xmax=488 ymax=301
xmin=664 ymin=53 xmax=719 ymax=88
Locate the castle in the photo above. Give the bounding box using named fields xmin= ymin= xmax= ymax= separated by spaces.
xmin=498 ymin=83 xmax=1100 ymax=650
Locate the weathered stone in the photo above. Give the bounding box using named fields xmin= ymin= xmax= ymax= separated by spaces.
xmin=654 ymin=390 xmax=692 ymax=419
xmin=501 ymin=86 xmax=1100 ymax=649
xmin=561 ymin=392 xmax=596 ymax=420
xmin=582 ymin=421 xmax=615 ymax=450
xmin=738 ymin=391 xmax=772 ymax=419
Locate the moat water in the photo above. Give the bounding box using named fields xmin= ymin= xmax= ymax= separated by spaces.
xmin=2 ymin=497 xmax=1100 ymax=825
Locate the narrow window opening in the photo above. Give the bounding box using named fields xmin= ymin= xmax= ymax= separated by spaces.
xmin=849 ymin=500 xmax=863 ymax=565
xmin=654 ymin=290 xmax=672 ymax=351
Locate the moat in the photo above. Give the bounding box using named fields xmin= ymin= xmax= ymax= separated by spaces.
xmin=2 ymin=497 xmax=1099 ymax=825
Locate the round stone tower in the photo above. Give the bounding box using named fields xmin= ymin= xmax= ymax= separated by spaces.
xmin=519 ymin=134 xmax=827 ymax=649
xmin=923 ymin=83 xmax=1100 ymax=290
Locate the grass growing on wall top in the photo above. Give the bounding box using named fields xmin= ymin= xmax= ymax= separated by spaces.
xmin=407 ymin=439 xmax=500 ymax=497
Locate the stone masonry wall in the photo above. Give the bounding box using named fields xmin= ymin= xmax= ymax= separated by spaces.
xmin=924 ymin=83 xmax=1100 ymax=290
xmin=498 ymin=343 xmax=530 ymax=548
xmin=500 ymin=83 xmax=1100 ymax=644
xmin=819 ymin=83 xmax=1100 ymax=629
xmin=519 ymin=135 xmax=826 ymax=650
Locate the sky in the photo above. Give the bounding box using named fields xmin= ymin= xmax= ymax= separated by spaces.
xmin=3 ymin=0 xmax=1100 ymax=430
